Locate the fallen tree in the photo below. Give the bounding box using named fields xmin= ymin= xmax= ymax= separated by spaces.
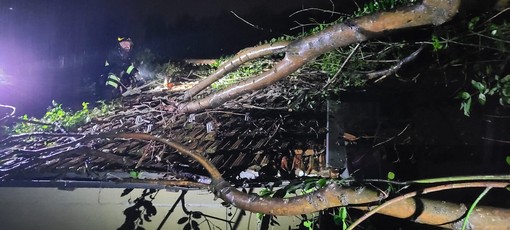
xmin=109 ymin=132 xmax=510 ymax=229
xmin=174 ymin=0 xmax=510 ymax=227
xmin=2 ymin=0 xmax=510 ymax=228
xmin=179 ymin=0 xmax=466 ymax=113
xmin=2 ymin=129 xmax=509 ymax=228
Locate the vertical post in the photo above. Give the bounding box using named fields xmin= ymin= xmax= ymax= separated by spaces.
xmin=326 ymin=100 xmax=348 ymax=171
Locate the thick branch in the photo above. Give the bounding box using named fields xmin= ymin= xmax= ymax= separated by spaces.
xmin=180 ymin=56 xmax=306 ymax=113
xmin=12 ymin=132 xmax=502 ymax=227
xmin=180 ymin=0 xmax=461 ymax=113
xmin=109 ymin=132 xmax=510 ymax=229
xmin=183 ymin=41 xmax=290 ymax=101
xmin=348 ymin=182 xmax=508 ymax=229
xmin=108 ymin=133 xmax=223 ymax=180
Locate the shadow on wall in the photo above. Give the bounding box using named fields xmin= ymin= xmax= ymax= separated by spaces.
xmin=0 ymin=187 xmax=310 ymax=230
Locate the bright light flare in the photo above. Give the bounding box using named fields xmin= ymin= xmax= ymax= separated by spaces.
xmin=0 ymin=40 xmax=52 ymax=115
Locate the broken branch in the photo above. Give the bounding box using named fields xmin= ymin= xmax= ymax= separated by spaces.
xmin=106 ymin=132 xmax=510 ymax=229
xmin=183 ymin=41 xmax=290 ymax=101
xmin=180 ymin=0 xmax=462 ymax=113
xmin=367 ymin=45 xmax=424 ymax=82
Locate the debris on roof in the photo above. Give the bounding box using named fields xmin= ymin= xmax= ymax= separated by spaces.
xmin=0 ymin=64 xmax=333 ymax=189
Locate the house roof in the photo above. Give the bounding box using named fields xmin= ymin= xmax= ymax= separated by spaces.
xmin=0 ymin=67 xmax=332 ymax=190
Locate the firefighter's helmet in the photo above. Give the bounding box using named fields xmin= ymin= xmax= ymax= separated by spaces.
xmin=117 ymin=37 xmax=134 ymax=49
xmin=117 ymin=37 xmax=132 ymax=42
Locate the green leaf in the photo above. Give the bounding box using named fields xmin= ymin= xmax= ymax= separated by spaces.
xmin=258 ymin=188 xmax=274 ymax=197
xmin=506 ymin=156 xmax=510 ymax=166
xmin=333 ymin=215 xmax=342 ymax=225
xmin=502 ymin=85 xmax=510 ymax=97
xmin=478 ymin=93 xmax=486 ymax=105
xmin=431 ymin=35 xmax=444 ymax=51
xmin=471 ymin=80 xmax=485 ymax=92
xmin=304 ymin=187 xmax=315 ymax=194
xmin=500 ymin=75 xmax=510 ymax=84
xmin=303 ymin=220 xmax=313 ymax=230
xmin=129 ymin=171 xmax=139 ymax=179
xmin=340 ymin=207 xmax=349 ymax=229
xmin=459 ymin=91 xmax=471 ymax=100
xmin=488 ymin=86 xmax=498 ymax=95
xmin=387 ymin=171 xmax=395 ymax=180
xmin=468 ymin=17 xmax=479 ymax=31
xmin=461 ymin=97 xmax=472 ymax=117
xmin=316 ymin=178 xmax=327 ymax=188
xmin=340 ymin=207 xmax=348 ymax=219
xmin=333 ymin=207 xmax=348 ymax=226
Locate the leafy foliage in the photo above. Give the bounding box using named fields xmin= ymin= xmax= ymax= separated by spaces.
xmin=333 ymin=207 xmax=349 ymax=230
xmin=210 ymin=58 xmax=275 ymax=90
xmin=158 ymin=62 xmax=182 ymax=77
xmin=431 ymin=35 xmax=446 ymax=51
xmin=353 ymin=0 xmax=418 ymax=17
xmin=457 ymin=69 xmax=510 ymax=116
xmin=423 ymin=11 xmax=510 ymax=116
xmin=11 ymin=100 xmax=115 ymax=134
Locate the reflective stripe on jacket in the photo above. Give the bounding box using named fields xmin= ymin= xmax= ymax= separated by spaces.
xmin=126 ymin=64 xmax=135 ymax=75
xmin=105 ymin=73 xmax=121 ymax=88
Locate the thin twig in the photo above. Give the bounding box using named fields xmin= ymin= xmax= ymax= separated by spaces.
xmin=357 ymin=174 xmax=510 ymax=185
xmin=230 ymin=11 xmax=264 ymax=31
xmin=482 ymin=7 xmax=510 ymax=25
xmin=0 ymin=104 xmax=16 ymax=123
xmin=288 ymin=8 xmax=348 ymax=18
xmin=323 ymin=43 xmax=360 ymax=89
xmin=368 ymin=46 xmax=424 ymax=82
xmin=289 ymin=22 xmax=324 ymax=31
xmin=13 ymin=134 xmax=87 ymax=154
xmin=1 ymin=132 xmax=84 ymax=143
xmin=481 ymin=136 xmax=510 ymax=144
xmin=372 ymin=124 xmax=410 ymax=148
xmin=136 ymin=140 xmax=155 ymax=168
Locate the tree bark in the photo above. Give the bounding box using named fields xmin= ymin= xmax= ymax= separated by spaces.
xmin=111 ymin=133 xmax=510 ymax=229
xmin=179 ymin=0 xmax=461 ymax=113
xmin=183 ymin=41 xmax=290 ymax=101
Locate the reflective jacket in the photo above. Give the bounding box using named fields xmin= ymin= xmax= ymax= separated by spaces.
xmin=104 ymin=46 xmax=137 ymax=89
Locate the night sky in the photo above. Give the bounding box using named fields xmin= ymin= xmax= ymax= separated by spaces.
xmin=0 ymin=0 xmax=359 ymax=116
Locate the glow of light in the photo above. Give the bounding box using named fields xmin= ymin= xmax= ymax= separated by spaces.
xmin=0 ymin=40 xmax=49 ymax=114
xmin=137 ymin=64 xmax=156 ymax=81
xmin=0 ymin=69 xmax=13 ymax=86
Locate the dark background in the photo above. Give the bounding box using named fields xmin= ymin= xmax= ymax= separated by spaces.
xmin=0 ymin=0 xmax=361 ymax=116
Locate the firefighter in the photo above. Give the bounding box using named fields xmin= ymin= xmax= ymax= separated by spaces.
xmin=100 ymin=37 xmax=140 ymax=99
